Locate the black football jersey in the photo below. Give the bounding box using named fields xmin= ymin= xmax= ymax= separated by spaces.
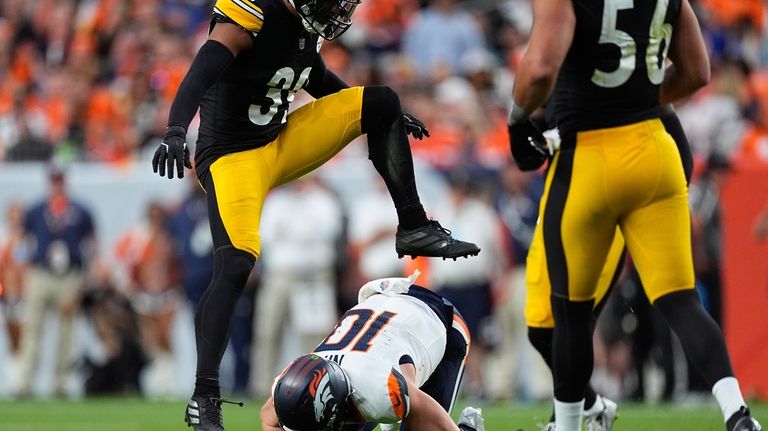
xmin=549 ymin=0 xmax=682 ymax=133
xmin=195 ymin=0 xmax=322 ymax=173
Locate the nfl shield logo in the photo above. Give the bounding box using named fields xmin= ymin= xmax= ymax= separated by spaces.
xmin=299 ymin=37 xmax=306 ymax=50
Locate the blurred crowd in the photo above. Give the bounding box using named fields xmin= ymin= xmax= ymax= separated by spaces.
xmin=1 ymin=0 xmax=768 ymax=403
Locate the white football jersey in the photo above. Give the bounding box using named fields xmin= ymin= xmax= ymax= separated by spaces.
xmin=313 ymin=284 xmax=447 ymax=423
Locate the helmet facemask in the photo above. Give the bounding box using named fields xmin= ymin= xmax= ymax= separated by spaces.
xmin=292 ymin=0 xmax=362 ymax=40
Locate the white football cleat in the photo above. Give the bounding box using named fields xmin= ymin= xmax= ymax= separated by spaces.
xmin=584 ymin=395 xmax=618 ymax=431
xmin=540 ymin=422 xmax=556 ymax=431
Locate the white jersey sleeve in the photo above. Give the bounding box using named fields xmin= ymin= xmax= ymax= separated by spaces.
xmin=344 ymin=364 xmax=410 ymax=423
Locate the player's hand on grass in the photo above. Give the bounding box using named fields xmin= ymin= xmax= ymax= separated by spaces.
xmin=153 ymin=125 xmax=192 ymax=179
xmin=507 ymin=105 xmax=549 ymax=171
xmin=403 ymin=112 xmax=430 ymax=140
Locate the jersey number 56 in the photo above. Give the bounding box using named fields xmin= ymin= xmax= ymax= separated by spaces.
xmin=592 ymin=0 xmax=672 ymax=88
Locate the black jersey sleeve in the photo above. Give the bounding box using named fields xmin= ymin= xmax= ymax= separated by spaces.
xmin=304 ymin=55 xmax=349 ymax=99
xmin=167 ymin=40 xmax=235 ymax=130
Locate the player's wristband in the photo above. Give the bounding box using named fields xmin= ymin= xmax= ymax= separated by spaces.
xmin=165 ymin=125 xmax=187 ymax=139
xmin=508 ymin=102 xmax=530 ymax=126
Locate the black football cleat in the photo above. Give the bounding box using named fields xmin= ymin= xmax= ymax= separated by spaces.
xmin=728 ymin=407 xmax=762 ymax=431
xmin=185 ymin=397 xmax=243 ymax=431
xmin=396 ymin=220 xmax=481 ymax=260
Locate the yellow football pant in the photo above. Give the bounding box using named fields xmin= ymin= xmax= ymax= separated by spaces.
xmin=525 ymin=118 xmax=695 ymax=327
xmin=206 ymin=86 xmax=364 ymax=258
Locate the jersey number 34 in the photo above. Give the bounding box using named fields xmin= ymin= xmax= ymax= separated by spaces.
xmin=592 ymin=0 xmax=672 ymax=88
xmin=249 ymin=66 xmax=312 ymax=126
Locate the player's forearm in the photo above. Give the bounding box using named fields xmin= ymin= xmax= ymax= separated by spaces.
xmin=512 ymin=0 xmax=574 ymax=115
xmin=167 ymin=40 xmax=235 ymax=129
xmin=402 ymin=402 xmax=460 ymax=431
xmin=513 ymin=59 xmax=559 ymax=115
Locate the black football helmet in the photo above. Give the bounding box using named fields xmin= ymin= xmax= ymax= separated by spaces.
xmin=290 ymin=0 xmax=362 ymax=40
xmin=273 ymin=354 xmax=355 ymax=431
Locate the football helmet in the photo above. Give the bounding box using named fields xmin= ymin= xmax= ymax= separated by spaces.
xmin=290 ymin=0 xmax=362 ymax=40
xmin=273 ymin=354 xmax=355 ymax=431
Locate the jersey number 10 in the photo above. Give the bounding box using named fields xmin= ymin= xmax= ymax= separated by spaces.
xmin=592 ymin=0 xmax=672 ymax=88
xmin=315 ymin=309 xmax=397 ymax=353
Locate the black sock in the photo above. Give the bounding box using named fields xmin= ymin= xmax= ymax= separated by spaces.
xmin=654 ymin=290 xmax=734 ymax=387
xmin=193 ymin=247 xmax=254 ymax=399
xmin=362 ymin=86 xmax=428 ymax=229
xmin=193 ymin=376 xmax=221 ymax=399
xmin=396 ymin=204 xmax=429 ymax=230
xmin=551 ymin=296 xmax=595 ymax=402
xmin=529 ymin=326 xmax=598 ymax=414
xmin=584 ymin=386 xmax=597 ymax=410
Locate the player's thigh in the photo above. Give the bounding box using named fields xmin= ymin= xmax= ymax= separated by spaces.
xmin=204 ymin=148 xmax=274 ymax=258
xmin=620 ymin=173 xmax=693 ymax=301
xmin=543 ymin=142 xmax=617 ymax=302
xmin=272 ymin=87 xmax=364 ymax=186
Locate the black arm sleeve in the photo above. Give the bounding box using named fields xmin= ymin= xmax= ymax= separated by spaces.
xmin=304 ymin=55 xmax=349 ymax=99
xmin=167 ymin=40 xmax=236 ymax=129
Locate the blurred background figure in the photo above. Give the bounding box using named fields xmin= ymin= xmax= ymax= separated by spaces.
xmin=79 ymin=260 xmax=145 ymax=396
xmin=0 ymin=202 xmax=28 ymax=358
xmin=168 ymin=176 xmax=213 ymax=307
xmin=488 ymin=162 xmax=551 ymax=401
xmin=402 ymin=0 xmax=486 ymax=79
xmin=348 ymin=176 xmax=404 ymax=285
xmin=690 ymin=153 xmax=732 ymax=328
xmin=17 ymin=167 xmax=95 ymax=397
xmin=114 ymin=201 xmax=183 ymax=396
xmin=249 ymin=177 xmax=345 ymax=398
xmin=428 ymin=171 xmax=509 ymax=401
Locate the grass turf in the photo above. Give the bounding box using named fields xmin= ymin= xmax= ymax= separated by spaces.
xmin=0 ymin=398 xmax=765 ymax=430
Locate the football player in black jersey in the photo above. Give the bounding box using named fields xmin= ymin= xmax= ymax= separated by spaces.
xmin=508 ymin=0 xmax=761 ymax=430
xmin=151 ymin=0 xmax=479 ymax=429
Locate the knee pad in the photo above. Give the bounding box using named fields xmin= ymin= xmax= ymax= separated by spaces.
xmin=361 ymin=86 xmax=402 ymax=134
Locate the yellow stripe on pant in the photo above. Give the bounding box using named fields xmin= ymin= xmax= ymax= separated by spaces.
xmin=208 ymin=86 xmax=364 ymax=258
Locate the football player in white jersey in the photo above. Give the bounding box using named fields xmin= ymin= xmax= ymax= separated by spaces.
xmin=259 ymin=271 xmax=484 ymax=431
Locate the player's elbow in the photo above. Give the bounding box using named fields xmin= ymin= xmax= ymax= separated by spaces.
xmin=681 ymin=56 xmax=710 ymax=92
xmin=689 ymin=64 xmax=710 ymax=91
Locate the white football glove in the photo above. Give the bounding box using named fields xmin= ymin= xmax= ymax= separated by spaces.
xmin=457 ymin=406 xmax=485 ymax=431
xmin=357 ymin=270 xmax=421 ymax=303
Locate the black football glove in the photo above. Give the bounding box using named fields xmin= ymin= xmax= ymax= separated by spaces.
xmin=152 ymin=125 xmax=192 ymax=179
xmin=508 ymin=118 xmax=549 ymax=171
xmin=403 ymin=112 xmax=430 ymax=140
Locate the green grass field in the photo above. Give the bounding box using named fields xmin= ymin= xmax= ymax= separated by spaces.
xmin=0 ymin=398 xmax=765 ymax=431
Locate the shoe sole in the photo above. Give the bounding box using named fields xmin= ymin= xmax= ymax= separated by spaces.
xmin=396 ymin=249 xmax=481 ymax=260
